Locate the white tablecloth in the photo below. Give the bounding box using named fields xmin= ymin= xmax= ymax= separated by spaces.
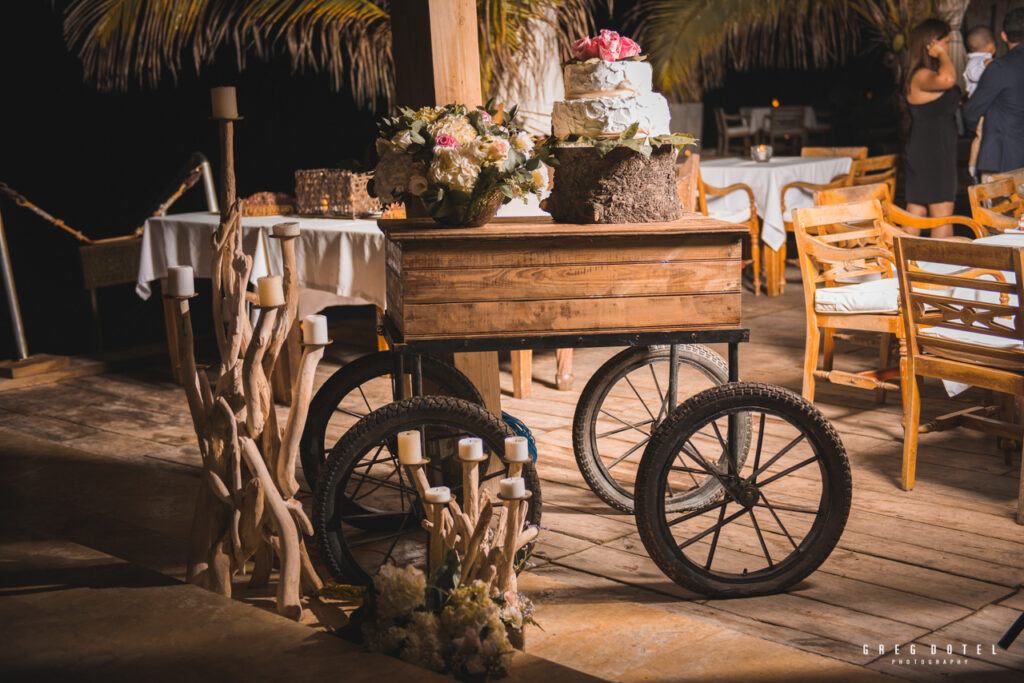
xmin=740 ymin=106 xmax=820 ymax=133
xmin=700 ymin=156 xmax=852 ymax=250
xmin=136 ymin=212 xmax=387 ymax=317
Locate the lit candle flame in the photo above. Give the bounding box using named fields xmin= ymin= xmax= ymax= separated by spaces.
xmin=771 ymin=98 xmax=780 ymax=108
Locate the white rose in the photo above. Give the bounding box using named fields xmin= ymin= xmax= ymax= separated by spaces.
xmin=530 ymin=164 xmax=549 ymax=191
xmin=408 ymin=174 xmax=428 ymax=196
xmin=512 ymin=132 xmax=532 ymax=152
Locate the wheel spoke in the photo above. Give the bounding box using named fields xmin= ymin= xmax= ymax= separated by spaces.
xmin=347 ymin=525 xmax=417 ymax=549
xmin=752 ymin=433 xmax=807 ymax=480
xmin=357 ymin=385 xmax=374 ymax=414
xmin=625 ymin=375 xmax=657 ymax=422
xmin=606 ymin=436 xmax=649 ymax=470
xmin=333 ymin=406 xmax=367 ymax=420
xmin=678 ymin=506 xmax=748 ymax=550
xmin=753 ymin=498 xmax=818 ymax=515
xmin=597 ymin=419 xmax=655 ymax=439
xmin=347 ymin=444 xmax=390 ymax=500
xmin=598 ymin=408 xmax=652 ymax=437
xmin=757 ymin=455 xmax=818 ymax=488
xmin=348 ymin=471 xmax=418 ymax=497
xmin=679 ymin=441 xmax=732 ymax=491
xmin=758 ymin=492 xmax=799 ymax=549
xmin=748 ymin=508 xmax=773 ymax=567
xmin=649 ymin=363 xmax=668 ymax=422
xmin=752 ymin=412 xmax=766 ymax=473
xmin=666 ymin=498 xmax=729 ymax=527
xmin=704 ymin=503 xmax=728 ymax=570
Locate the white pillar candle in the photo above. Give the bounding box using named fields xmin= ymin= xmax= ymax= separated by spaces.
xmin=272 ymin=221 xmax=300 ymax=237
xmin=167 ymin=265 xmax=194 ymax=297
xmin=257 ymin=275 xmax=284 ymax=307
xmin=211 ymin=86 xmax=238 ymax=119
xmin=504 ymin=436 xmax=529 ymax=462
xmin=397 ymin=430 xmax=422 ymax=465
xmin=302 ymin=314 xmax=328 ymax=345
xmin=499 ymin=477 xmax=527 ymax=499
xmin=424 ymin=486 xmax=451 ymax=504
xmin=458 ymin=437 xmax=486 ymax=462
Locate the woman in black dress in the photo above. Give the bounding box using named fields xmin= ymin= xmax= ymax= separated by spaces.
xmin=904 ymin=19 xmax=959 ymax=237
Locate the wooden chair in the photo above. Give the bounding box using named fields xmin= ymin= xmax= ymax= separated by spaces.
xmin=714 ymin=108 xmax=756 ymax=156
xmin=768 ymin=106 xmax=807 ymax=152
xmin=801 ymin=146 xmax=868 ymax=161
xmin=992 ymin=167 xmax=1024 ymax=197
xmin=968 ymin=178 xmax=1023 ymax=234
xmin=893 ymin=235 xmax=1024 ymax=524
xmin=814 ymin=181 xmax=987 ymax=239
xmin=677 ymin=153 xmax=762 ymax=294
xmin=698 ymin=170 xmax=762 ymax=295
xmin=850 ymin=154 xmax=898 ymax=196
xmin=792 ymin=200 xmax=905 ymax=404
xmin=766 ymin=169 xmax=854 ymax=295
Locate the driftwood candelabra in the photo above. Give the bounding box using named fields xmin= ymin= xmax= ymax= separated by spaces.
xmin=171 ymin=88 xmax=324 ymax=619
xmin=401 ymin=434 xmax=538 ymax=595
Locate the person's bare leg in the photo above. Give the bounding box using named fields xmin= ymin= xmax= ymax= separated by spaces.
xmin=904 ymin=203 xmax=928 ymax=236
xmin=927 ymin=201 xmax=955 ymax=238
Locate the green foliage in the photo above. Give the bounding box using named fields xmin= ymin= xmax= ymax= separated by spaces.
xmin=535 ymin=126 xmax=698 ymax=163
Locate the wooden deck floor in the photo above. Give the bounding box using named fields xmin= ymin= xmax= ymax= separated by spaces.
xmin=0 ymin=280 xmax=1021 ymax=681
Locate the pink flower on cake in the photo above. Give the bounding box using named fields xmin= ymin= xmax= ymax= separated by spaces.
xmin=571 ymin=36 xmax=598 ymax=60
xmin=595 ymin=29 xmax=622 ymax=60
xmin=434 ymin=133 xmax=459 ymax=148
xmin=618 ymin=36 xmax=641 ymax=59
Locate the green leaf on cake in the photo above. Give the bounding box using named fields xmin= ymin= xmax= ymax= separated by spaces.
xmin=620 ymin=122 xmax=640 ymax=140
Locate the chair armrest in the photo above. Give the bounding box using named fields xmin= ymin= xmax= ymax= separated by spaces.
xmin=885 ymin=204 xmax=986 ymax=238
xmin=973 ymin=206 xmax=1020 ymax=233
xmin=782 ymin=176 xmax=851 ymax=215
xmin=700 ymin=180 xmax=758 ymax=230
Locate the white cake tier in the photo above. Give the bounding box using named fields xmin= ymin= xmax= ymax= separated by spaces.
xmin=563 ymin=60 xmax=653 ymax=97
xmin=552 ymin=91 xmax=671 ymax=138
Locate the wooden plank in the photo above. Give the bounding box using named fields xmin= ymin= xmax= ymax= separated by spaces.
xmin=0 ymin=354 xmax=70 ymax=379
xmin=453 ymin=351 xmax=501 ymax=415
xmin=380 ymin=215 xmax=749 ymax=241
xmin=510 ymin=350 xmax=531 ymax=398
xmin=401 ymin=293 xmax=741 ymax=339
xmin=400 ymin=261 xmax=741 ymax=303
xmin=398 ymin=236 xmax=742 ymax=270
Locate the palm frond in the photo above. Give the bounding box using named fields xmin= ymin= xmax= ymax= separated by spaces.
xmin=64 ymin=0 xmax=392 ymax=107
xmin=631 ymin=0 xmax=856 ymax=102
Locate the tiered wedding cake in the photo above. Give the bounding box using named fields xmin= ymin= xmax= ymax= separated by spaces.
xmin=543 ymin=31 xmax=687 ymax=224
xmin=553 ymin=60 xmax=671 ymax=139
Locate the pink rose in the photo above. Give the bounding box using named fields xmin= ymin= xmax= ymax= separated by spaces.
xmin=434 ymin=133 xmax=459 ymax=148
xmin=595 ymin=29 xmax=621 ymax=61
xmin=479 ymin=110 xmax=492 ymax=123
xmin=618 ymin=36 xmax=641 ymax=59
xmin=571 ymin=36 xmax=598 ymax=60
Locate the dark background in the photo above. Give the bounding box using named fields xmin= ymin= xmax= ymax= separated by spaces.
xmin=0 ymin=2 xmax=902 ymax=360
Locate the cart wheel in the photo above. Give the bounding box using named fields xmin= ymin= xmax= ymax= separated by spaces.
xmin=573 ymin=345 xmax=750 ymax=513
xmin=313 ymin=395 xmax=543 ymax=584
xmin=300 ymin=351 xmax=483 ymax=491
xmin=635 ymin=382 xmax=850 ymax=598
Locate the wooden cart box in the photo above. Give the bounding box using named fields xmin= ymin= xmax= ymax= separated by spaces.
xmin=380 ymin=215 xmax=747 ymax=341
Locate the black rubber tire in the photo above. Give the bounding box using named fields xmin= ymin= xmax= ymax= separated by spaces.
xmin=573 ymin=345 xmax=750 ymax=513
xmin=313 ymin=395 xmax=542 ymax=584
xmin=300 ymin=352 xmax=483 ymax=491
xmin=634 ymin=382 xmax=851 ymax=598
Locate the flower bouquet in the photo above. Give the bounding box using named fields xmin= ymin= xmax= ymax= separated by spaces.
xmin=373 ymin=103 xmax=549 ymax=227
xmin=327 ymin=553 xmax=538 ymax=681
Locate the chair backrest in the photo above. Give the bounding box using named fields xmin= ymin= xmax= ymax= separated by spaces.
xmin=814 ymin=181 xmax=892 ymax=206
xmin=992 ymin=167 xmax=1024 ymax=197
xmin=894 ymin=235 xmax=1024 ymax=371
xmin=792 ymin=200 xmax=894 ymax=317
xmin=801 ymin=146 xmax=869 ymax=161
xmin=770 ymin=106 xmax=806 ymax=134
xmin=676 ymin=152 xmax=700 ymax=212
xmin=850 ymin=154 xmax=898 ymax=194
xmin=968 ymin=178 xmax=1023 ymax=233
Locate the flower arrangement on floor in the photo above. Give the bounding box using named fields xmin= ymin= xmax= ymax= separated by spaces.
xmin=373 ymin=103 xmax=549 ymax=226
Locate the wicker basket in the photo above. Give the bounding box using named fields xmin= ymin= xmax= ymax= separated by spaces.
xmin=294 ymin=169 xmax=380 ymax=218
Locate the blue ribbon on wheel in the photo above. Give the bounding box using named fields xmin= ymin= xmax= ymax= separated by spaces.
xmin=501 ymin=411 xmax=538 ymax=463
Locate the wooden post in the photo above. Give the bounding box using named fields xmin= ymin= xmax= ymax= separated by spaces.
xmin=391 ymin=0 xmax=501 ymax=413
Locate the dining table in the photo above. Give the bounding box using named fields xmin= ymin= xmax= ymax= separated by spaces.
xmin=700 ymin=155 xmax=853 ymax=295
xmin=740 ymin=105 xmax=822 ymax=136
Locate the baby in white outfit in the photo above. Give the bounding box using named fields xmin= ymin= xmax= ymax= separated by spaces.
xmin=964 ymin=26 xmax=996 ymax=180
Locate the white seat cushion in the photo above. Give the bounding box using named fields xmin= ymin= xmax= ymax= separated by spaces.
xmin=814 ymin=278 xmax=899 ymax=314
xmin=918 ymin=324 xmax=1022 ymax=350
